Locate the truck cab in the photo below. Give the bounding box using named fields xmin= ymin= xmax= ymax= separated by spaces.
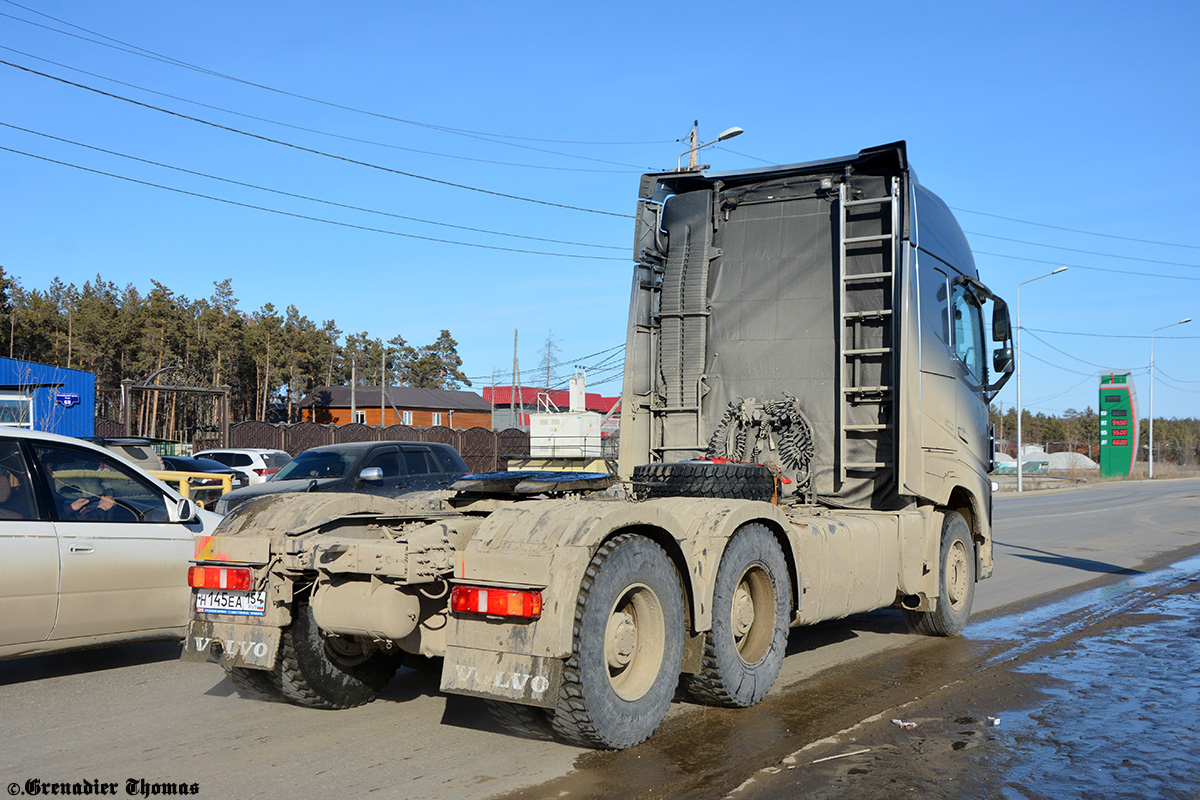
xmin=620 ymin=141 xmax=1012 ymax=532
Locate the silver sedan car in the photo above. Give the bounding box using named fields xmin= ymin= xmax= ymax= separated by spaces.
xmin=0 ymin=428 xmax=222 ymax=660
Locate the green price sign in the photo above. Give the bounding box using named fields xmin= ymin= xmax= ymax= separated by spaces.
xmin=1098 ymin=372 xmax=1138 ymax=478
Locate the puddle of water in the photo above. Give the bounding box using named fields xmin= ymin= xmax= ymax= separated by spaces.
xmin=741 ymin=557 xmax=1200 ymax=800
xmin=991 ymin=585 xmax=1200 ymax=799
xmin=967 ymin=555 xmax=1200 ymax=658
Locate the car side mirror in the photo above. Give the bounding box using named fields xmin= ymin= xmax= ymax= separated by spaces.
xmin=992 ymin=300 xmax=1011 ymax=341
xmin=358 ymin=467 xmax=383 ymax=483
xmin=176 ymin=497 xmax=198 ymax=523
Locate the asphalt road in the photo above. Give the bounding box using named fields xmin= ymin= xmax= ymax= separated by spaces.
xmin=1 ymin=478 xmax=1196 ymax=800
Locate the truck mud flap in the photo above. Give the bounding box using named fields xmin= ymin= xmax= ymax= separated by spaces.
xmin=441 ymin=645 xmax=564 ymax=708
xmin=181 ymin=619 xmax=281 ymax=670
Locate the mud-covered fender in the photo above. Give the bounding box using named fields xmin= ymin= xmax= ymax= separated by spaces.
xmin=452 ymin=497 xmax=793 ymax=659
xmin=920 ymin=470 xmax=993 ymax=582
xmin=649 ymin=497 xmax=794 ymax=632
xmin=212 ymin=490 xmax=453 ymax=537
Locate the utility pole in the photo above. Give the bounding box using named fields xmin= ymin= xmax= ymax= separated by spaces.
xmin=350 ymin=352 xmax=356 ymax=425
xmin=511 ymin=329 xmax=523 ymax=429
xmin=380 ymin=340 xmax=386 ymax=427
xmin=686 ymin=121 xmax=700 ymax=170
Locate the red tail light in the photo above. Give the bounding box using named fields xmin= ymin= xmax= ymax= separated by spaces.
xmin=188 ymin=566 xmax=253 ymax=591
xmin=451 ymin=586 xmax=542 ymax=619
xmin=253 ymin=468 xmax=279 ymax=477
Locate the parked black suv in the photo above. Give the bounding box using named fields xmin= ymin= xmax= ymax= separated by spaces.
xmin=212 ymin=441 xmax=468 ymax=514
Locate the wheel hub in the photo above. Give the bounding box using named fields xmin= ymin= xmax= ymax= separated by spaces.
xmin=603 ymin=583 xmax=666 ymax=702
xmin=730 ymin=565 xmax=775 ymax=665
xmin=606 ymin=609 xmax=638 ymax=670
xmin=732 ymin=584 xmax=756 ymax=640
xmin=946 ymin=540 xmax=969 ymax=610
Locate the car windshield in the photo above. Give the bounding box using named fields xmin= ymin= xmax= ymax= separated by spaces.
xmin=273 ymin=451 xmax=353 ymax=480
xmin=264 ymin=452 xmax=292 ymax=469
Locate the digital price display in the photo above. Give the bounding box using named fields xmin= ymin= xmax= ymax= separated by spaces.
xmin=1098 ymin=372 xmax=1138 ymax=478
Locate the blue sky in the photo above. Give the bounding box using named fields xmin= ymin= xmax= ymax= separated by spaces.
xmin=1 ymin=1 xmax=1197 ymax=418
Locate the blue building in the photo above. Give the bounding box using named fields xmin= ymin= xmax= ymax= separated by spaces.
xmin=0 ymin=357 xmax=95 ymax=437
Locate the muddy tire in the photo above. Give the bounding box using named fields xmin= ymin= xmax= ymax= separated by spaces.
xmin=687 ymin=524 xmax=791 ymax=708
xmin=484 ymin=699 xmax=554 ymax=741
xmin=550 ymin=534 xmax=685 ymax=749
xmin=903 ymin=511 xmax=975 ymax=637
xmin=277 ymin=600 xmax=397 ymax=709
xmin=225 ymin=664 xmax=283 ymax=702
xmin=632 ymin=462 xmax=775 ymax=502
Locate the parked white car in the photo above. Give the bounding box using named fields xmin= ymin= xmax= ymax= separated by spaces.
xmin=192 ymin=448 xmax=292 ymax=485
xmin=0 ymin=428 xmax=222 ymax=660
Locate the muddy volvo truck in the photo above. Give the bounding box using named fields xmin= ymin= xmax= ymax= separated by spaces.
xmin=182 ymin=141 xmax=1014 ymax=749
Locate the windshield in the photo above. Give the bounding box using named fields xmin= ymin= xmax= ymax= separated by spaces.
xmin=274 ymin=450 xmax=353 ymax=480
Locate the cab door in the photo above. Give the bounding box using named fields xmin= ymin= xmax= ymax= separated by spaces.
xmin=916 ymin=262 xmax=963 ymax=493
xmin=32 ymin=441 xmax=194 ymax=641
xmin=0 ymin=438 xmax=58 ymax=647
xmin=949 ymin=280 xmax=991 ymax=478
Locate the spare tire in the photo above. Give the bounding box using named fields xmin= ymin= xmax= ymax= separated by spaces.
xmin=632 ymin=461 xmax=775 ymax=502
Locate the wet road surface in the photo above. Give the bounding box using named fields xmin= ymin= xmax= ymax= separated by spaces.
xmin=492 ymin=555 xmax=1200 ymax=800
xmin=1 ymin=479 xmax=1197 ymax=799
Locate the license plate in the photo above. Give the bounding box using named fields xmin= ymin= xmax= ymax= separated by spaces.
xmin=195 ymin=588 xmax=267 ymax=616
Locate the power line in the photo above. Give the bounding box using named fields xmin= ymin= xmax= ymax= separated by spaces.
xmin=1155 ymin=368 xmax=1200 ymax=384
xmin=0 ymin=144 xmax=627 ymax=260
xmin=1152 ymin=374 xmax=1200 ymax=394
xmin=0 ymin=58 xmax=635 ymax=219
xmin=1024 ymin=327 xmax=1200 ymax=340
xmin=712 ymin=145 xmax=777 ymax=165
xmin=0 ymin=45 xmax=644 ymax=175
xmin=0 ymin=3 xmax=673 ymax=149
xmin=1021 ymin=349 xmax=1097 ymax=377
xmin=974 ymin=250 xmax=1200 ymax=282
xmin=953 ymin=206 xmax=1200 ymax=251
xmin=967 ymin=230 xmax=1200 ymax=270
xmin=1 ymin=122 xmax=624 ymax=251
xmin=1022 ymin=329 xmax=1129 ymax=369
xmin=468 ymin=343 xmax=626 ymax=385
xmin=1028 ymin=373 xmax=1103 ymax=406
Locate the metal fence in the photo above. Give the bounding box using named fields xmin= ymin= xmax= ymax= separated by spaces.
xmin=91 ymin=416 xmax=534 ymax=473
xmin=226 ymin=421 xmax=528 ymax=474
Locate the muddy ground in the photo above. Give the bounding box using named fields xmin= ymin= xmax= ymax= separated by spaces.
xmin=494 ymin=553 xmax=1200 ymax=800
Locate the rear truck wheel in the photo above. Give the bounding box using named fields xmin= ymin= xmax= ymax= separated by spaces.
xmin=277 ymin=599 xmax=397 ymax=709
xmin=632 ymin=462 xmax=775 ymax=502
xmin=484 ymin=699 xmax=554 ymax=741
xmin=903 ymin=511 xmax=975 ymax=637
xmin=687 ymin=523 xmax=791 ymax=707
xmin=225 ymin=664 xmax=283 ymax=702
xmin=550 ymin=534 xmax=685 ymax=749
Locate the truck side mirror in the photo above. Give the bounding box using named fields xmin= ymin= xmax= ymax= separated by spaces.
xmin=992 ymin=300 xmax=1011 ymax=341
xmin=993 ymin=346 xmax=1014 ymax=375
xmin=358 ymin=467 xmax=383 ymax=483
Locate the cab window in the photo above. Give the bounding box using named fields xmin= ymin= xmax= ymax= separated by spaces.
xmin=951 ymin=284 xmax=986 ymax=384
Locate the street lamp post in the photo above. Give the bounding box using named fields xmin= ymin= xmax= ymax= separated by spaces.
xmin=677 ymin=123 xmax=744 ymax=171
xmin=1149 ymin=317 xmax=1191 ymax=478
xmin=1016 ymin=267 xmax=1068 ymax=493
